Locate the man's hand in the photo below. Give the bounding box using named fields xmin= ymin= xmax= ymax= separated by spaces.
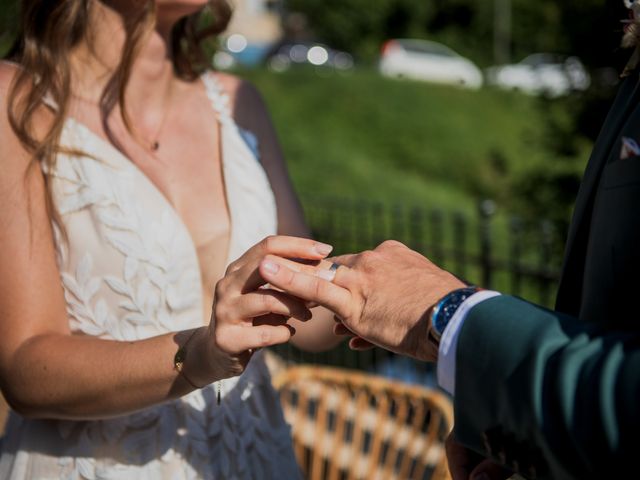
xmin=446 ymin=433 xmax=512 ymax=480
xmin=259 ymin=240 xmax=465 ymax=361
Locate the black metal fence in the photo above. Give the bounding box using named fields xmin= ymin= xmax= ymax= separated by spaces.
xmin=273 ymin=196 xmax=566 ymax=380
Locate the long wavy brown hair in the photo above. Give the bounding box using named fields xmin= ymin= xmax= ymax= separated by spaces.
xmin=5 ymin=0 xmax=232 ymax=230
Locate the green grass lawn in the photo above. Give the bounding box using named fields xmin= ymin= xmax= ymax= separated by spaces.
xmin=242 ymin=67 xmax=552 ymax=216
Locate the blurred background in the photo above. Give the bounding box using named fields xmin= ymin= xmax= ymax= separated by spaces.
xmin=0 ymin=0 xmax=634 ymax=445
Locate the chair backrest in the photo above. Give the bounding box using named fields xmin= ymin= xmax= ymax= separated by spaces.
xmin=273 ymin=365 xmax=453 ymax=480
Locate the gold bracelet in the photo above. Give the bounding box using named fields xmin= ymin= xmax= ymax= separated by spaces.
xmin=174 ymin=329 xmax=203 ymax=390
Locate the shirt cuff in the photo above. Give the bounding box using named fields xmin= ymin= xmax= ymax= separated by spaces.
xmin=437 ymin=290 xmax=501 ymax=395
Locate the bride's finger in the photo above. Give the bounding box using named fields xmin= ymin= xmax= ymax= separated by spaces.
xmin=216 ymin=324 xmax=294 ymax=354
xmin=231 ymin=290 xmax=312 ymax=321
xmin=226 ymin=236 xmax=333 ymax=284
xmin=252 ymin=314 xmax=295 ymax=331
xmin=237 ymin=253 xmax=339 ymax=295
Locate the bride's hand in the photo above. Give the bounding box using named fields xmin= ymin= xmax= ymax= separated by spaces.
xmin=206 ymin=235 xmax=334 ymax=378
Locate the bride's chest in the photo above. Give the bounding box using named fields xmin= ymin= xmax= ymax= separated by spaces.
xmin=133 ymin=130 xmax=231 ymax=285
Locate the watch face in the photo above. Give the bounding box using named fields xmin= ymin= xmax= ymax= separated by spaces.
xmin=432 ymin=287 xmax=480 ymax=338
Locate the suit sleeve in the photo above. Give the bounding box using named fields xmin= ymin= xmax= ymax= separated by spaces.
xmin=453 ymin=295 xmax=640 ymax=479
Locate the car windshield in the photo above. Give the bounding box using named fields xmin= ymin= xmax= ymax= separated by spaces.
xmin=399 ymin=40 xmax=457 ymax=58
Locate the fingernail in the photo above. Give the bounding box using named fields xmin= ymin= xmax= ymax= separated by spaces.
xmin=314 ymin=242 xmax=333 ymax=256
xmin=262 ymin=261 xmax=279 ymax=275
xmin=317 ymin=268 xmax=336 ymax=281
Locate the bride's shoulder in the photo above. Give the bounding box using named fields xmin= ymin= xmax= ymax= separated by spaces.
xmin=209 ymin=71 xmax=267 ymax=117
xmin=0 ymin=62 xmax=24 ymax=135
xmin=0 ymin=61 xmax=21 ymax=97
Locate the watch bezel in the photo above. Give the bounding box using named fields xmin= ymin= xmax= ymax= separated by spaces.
xmin=428 ymin=286 xmax=481 ymax=344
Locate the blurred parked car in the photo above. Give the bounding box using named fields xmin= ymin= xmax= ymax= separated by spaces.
xmin=486 ymin=53 xmax=590 ymax=97
xmin=378 ymin=39 xmax=483 ymax=89
xmin=266 ymin=41 xmax=354 ymax=72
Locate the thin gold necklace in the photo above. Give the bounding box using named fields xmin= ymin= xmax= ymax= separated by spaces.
xmin=135 ymin=81 xmax=173 ymax=153
xmin=71 ymin=80 xmax=174 ymax=154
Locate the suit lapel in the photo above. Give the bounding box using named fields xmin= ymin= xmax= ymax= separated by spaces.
xmin=556 ymin=72 xmax=640 ymax=315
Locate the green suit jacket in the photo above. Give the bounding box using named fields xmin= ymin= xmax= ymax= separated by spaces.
xmin=454 ymin=72 xmax=640 ymax=479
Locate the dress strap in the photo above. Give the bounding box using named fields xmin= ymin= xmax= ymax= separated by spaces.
xmin=201 ymin=72 xmax=234 ymax=127
xmin=200 ymin=71 xmax=262 ymax=161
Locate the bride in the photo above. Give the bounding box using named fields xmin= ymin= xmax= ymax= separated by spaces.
xmin=0 ymin=0 xmax=342 ymax=478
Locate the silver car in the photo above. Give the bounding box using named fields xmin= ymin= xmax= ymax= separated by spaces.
xmin=486 ymin=53 xmax=591 ymax=97
xmin=378 ymin=39 xmax=483 ymax=90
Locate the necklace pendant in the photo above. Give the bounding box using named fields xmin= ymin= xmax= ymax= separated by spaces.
xmin=151 ymin=141 xmax=160 ymax=152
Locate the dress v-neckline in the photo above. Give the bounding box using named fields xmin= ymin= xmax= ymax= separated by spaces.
xmin=60 ymin=75 xmax=235 ymax=316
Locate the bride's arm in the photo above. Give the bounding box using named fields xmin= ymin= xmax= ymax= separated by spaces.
xmin=228 ymin=74 xmax=343 ymax=352
xmin=0 ymin=68 xmax=327 ymax=419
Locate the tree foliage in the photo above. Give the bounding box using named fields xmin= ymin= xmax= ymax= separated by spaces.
xmin=286 ymin=0 xmax=635 ymax=235
xmin=286 ymin=0 xmax=629 ymax=68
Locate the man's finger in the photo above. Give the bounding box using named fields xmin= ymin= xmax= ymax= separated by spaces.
xmin=348 ymin=337 xmax=376 ymax=350
xmin=263 ymin=255 xmax=355 ymax=283
xmin=259 ymin=258 xmax=353 ymax=318
xmin=327 ymin=253 xmax=358 ymax=268
xmin=333 ymin=322 xmax=352 ymax=336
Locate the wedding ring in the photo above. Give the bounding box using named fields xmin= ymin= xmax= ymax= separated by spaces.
xmin=327 ymin=262 xmax=342 ymax=281
xmin=318 ymin=262 xmax=341 ymax=282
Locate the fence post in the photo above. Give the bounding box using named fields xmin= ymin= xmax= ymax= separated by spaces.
xmin=453 ymin=212 xmax=467 ymax=280
xmin=479 ymin=200 xmax=496 ymax=289
xmin=429 ymin=209 xmax=445 ymax=265
xmin=355 ymin=200 xmax=369 ymax=253
xmin=409 ymin=206 xmax=425 ymax=254
xmin=509 ymin=217 xmax=523 ymax=296
xmin=371 ymin=202 xmax=385 ymax=247
xmin=392 ymin=204 xmax=405 ymax=242
xmin=539 ymin=220 xmax=554 ymax=306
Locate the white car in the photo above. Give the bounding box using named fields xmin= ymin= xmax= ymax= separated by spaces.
xmin=486 ymin=53 xmax=590 ymax=97
xmin=378 ymin=39 xmax=483 ymax=89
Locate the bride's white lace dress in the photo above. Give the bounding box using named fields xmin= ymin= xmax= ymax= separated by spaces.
xmin=0 ymin=73 xmax=302 ymax=479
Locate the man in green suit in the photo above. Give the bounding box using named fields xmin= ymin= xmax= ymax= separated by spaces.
xmin=258 ymin=6 xmax=640 ymax=479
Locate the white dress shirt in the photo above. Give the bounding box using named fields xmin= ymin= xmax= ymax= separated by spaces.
xmin=437 ymin=290 xmax=501 ymax=395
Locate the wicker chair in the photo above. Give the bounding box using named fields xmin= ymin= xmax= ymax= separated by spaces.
xmin=273 ymin=365 xmax=453 ymax=480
